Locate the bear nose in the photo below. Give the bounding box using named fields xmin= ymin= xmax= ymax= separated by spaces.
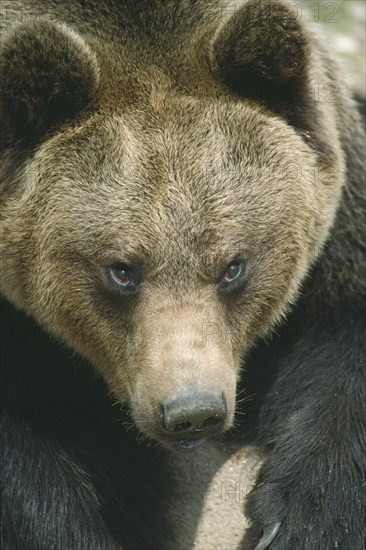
xmin=160 ymin=391 xmax=227 ymax=433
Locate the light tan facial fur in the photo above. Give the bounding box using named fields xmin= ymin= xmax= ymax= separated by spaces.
xmin=1 ymin=1 xmax=346 ymax=445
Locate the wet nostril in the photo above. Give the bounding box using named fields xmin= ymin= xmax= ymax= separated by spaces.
xmin=201 ymin=416 xmax=223 ymax=430
xmin=158 ymin=406 xmax=193 ymax=433
xmin=159 ymin=390 xmax=227 ymax=434
xmin=173 ymin=421 xmax=192 ymax=433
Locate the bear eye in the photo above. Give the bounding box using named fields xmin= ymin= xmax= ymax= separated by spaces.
xmin=107 ymin=264 xmax=140 ymax=294
xmin=218 ymin=260 xmax=246 ymax=292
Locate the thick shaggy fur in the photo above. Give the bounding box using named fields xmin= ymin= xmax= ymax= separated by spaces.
xmin=1 ymin=1 xmax=365 ymax=549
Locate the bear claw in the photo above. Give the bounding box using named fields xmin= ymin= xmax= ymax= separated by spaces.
xmin=253 ymin=522 xmax=281 ymax=550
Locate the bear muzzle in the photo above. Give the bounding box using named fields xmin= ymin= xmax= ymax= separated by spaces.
xmin=158 ymin=388 xmax=227 ymax=451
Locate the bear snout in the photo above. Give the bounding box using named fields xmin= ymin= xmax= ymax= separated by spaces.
xmin=158 ymin=388 xmax=227 ymax=449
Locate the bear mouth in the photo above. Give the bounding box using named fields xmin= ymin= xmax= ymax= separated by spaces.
xmin=157 ymin=423 xmax=227 ymax=452
xmin=171 ymin=438 xmax=205 ymax=451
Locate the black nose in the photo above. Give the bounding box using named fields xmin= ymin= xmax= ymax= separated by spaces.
xmin=160 ymin=391 xmax=227 ymax=433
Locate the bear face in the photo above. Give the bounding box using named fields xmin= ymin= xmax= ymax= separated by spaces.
xmin=1 ymin=1 xmax=345 ymax=451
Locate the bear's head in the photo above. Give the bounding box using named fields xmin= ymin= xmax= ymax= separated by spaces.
xmin=1 ymin=1 xmax=344 ymax=452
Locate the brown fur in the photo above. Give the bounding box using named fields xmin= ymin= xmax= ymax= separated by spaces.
xmin=1 ymin=2 xmax=365 ymax=549
xmin=0 ymin=0 xmax=350 ymax=443
xmin=2 ymin=4 xmax=343 ymax=444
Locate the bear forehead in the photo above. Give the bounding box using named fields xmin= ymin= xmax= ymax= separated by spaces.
xmin=31 ymin=88 xmax=315 ymax=271
xmin=46 ymin=88 xmax=310 ymax=203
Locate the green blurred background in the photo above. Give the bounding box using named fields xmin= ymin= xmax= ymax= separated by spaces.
xmin=299 ymin=0 xmax=365 ymax=92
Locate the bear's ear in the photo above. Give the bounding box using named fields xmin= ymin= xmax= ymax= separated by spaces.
xmin=212 ymin=0 xmax=309 ymax=107
xmin=0 ymin=18 xmax=100 ymax=144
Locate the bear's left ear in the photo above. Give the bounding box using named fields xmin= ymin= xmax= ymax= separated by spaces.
xmin=212 ymin=0 xmax=310 ymax=110
xmin=0 ymin=18 xmax=100 ymax=145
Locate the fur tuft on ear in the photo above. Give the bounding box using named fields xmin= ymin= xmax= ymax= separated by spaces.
xmin=212 ymin=0 xmax=310 ymax=101
xmin=0 ymin=18 xmax=100 ymax=143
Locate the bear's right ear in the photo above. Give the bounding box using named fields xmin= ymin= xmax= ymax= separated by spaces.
xmin=0 ymin=18 xmax=100 ymax=145
xmin=212 ymin=0 xmax=309 ymax=109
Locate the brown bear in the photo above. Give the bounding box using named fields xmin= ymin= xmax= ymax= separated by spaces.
xmin=1 ymin=1 xmax=365 ymax=549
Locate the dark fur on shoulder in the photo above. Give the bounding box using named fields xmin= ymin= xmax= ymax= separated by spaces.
xmin=240 ymin=96 xmax=366 ymax=549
